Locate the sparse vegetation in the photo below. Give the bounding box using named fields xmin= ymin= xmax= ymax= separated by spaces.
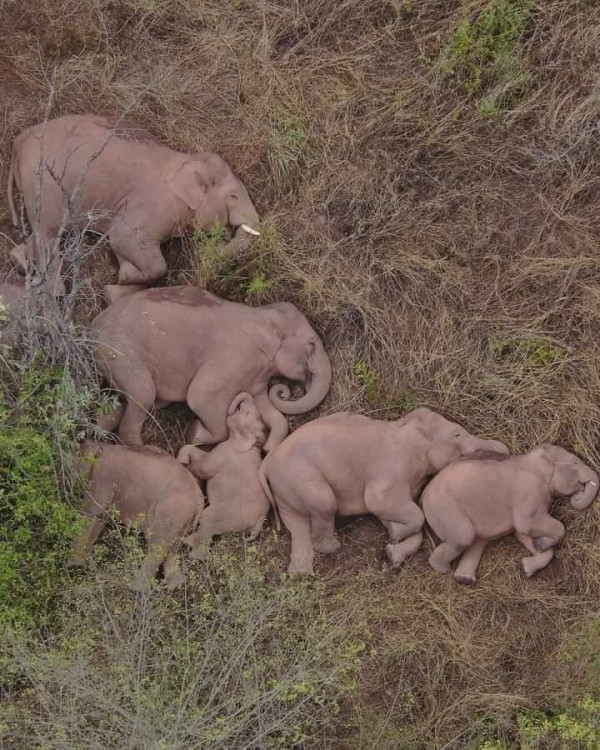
xmin=2 ymin=0 xmax=600 ymax=747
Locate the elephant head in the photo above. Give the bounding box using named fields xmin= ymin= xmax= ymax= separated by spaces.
xmin=528 ymin=444 xmax=599 ymax=510
xmin=167 ymin=154 xmax=260 ymax=248
xmin=256 ymin=302 xmax=332 ymax=415
xmin=397 ymin=407 xmax=510 ymax=472
xmin=226 ymin=392 xmax=268 ymax=453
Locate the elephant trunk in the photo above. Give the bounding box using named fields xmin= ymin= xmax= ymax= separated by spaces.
xmin=268 ymin=338 xmax=332 ymax=415
xmin=222 ymin=192 xmax=260 ymax=255
xmin=570 ymin=468 xmax=599 ymax=510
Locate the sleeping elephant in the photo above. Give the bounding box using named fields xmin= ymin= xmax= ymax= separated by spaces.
xmin=69 ymin=440 xmax=205 ymax=592
xmin=258 ymin=407 xmax=509 ymax=574
xmin=8 ymin=115 xmax=260 ymax=294
xmin=91 ymin=286 xmax=332 ymax=451
xmin=423 ymin=444 xmax=599 ymax=584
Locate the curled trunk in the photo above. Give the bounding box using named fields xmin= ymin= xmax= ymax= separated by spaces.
xmin=268 ymin=338 xmax=332 ymax=415
xmin=571 ymin=467 xmax=599 ymax=510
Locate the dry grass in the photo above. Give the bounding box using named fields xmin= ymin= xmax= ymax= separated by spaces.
xmin=2 ymin=0 xmax=600 ymax=746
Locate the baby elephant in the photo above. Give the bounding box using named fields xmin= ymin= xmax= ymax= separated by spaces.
xmin=69 ymin=440 xmax=205 ymax=591
xmin=423 ymin=444 xmax=599 ymax=584
xmin=259 ymin=407 xmax=508 ymax=574
xmin=177 ymin=392 xmax=273 ymax=559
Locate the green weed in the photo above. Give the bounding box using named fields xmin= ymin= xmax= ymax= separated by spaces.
xmin=268 ymin=116 xmax=308 ymax=188
xmin=1 ymin=550 xmax=369 ymax=747
xmin=518 ymin=697 xmax=600 ymax=749
xmin=354 ymin=361 xmax=383 ymax=403
xmin=0 ymin=359 xmax=85 ymax=629
xmin=490 ymin=333 xmax=563 ymax=367
xmin=440 ymin=0 xmax=531 ymax=114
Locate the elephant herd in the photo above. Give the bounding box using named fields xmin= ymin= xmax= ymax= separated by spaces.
xmin=2 ymin=114 xmax=598 ymax=592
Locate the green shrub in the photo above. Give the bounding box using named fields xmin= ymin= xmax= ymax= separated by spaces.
xmin=440 ymin=0 xmax=531 ymax=114
xmin=1 ymin=549 xmax=369 ymax=748
xmin=0 ymin=359 xmax=85 ymax=629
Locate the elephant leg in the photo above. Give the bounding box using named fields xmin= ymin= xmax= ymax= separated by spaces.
xmin=102 ymin=283 xmax=147 ymax=305
xmin=279 ymin=505 xmax=315 ymax=575
xmin=130 ymin=541 xmax=169 ymax=593
xmin=308 ymin=484 xmax=340 ymax=554
xmin=244 ymin=516 xmax=266 ymax=542
xmin=366 ymin=484 xmax=424 ymax=568
xmin=163 ymin=551 xmax=186 ymax=590
xmin=96 ymin=401 xmax=125 ymax=432
xmin=453 ymin=538 xmax=488 ymax=585
xmin=429 ymin=539 xmax=473 ymax=574
xmin=68 ymin=516 xmax=107 ymax=567
xmin=516 ymin=532 xmax=554 ymax=578
xmin=186 ymin=508 xmax=217 ymax=560
xmin=109 ymin=226 xmax=167 ymax=285
xmin=186 ymin=376 xmax=230 ymax=446
xmin=68 ymin=487 xmax=114 ymax=566
xmin=117 ymin=372 xmax=157 ymax=447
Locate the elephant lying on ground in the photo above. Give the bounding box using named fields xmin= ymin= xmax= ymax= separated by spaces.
xmin=178 ymin=392 xmax=275 ymax=559
xmin=92 ymin=286 xmax=332 ymax=451
xmin=8 ymin=115 xmax=260 ymax=294
xmin=68 ymin=440 xmax=205 ymax=591
xmin=423 ymin=444 xmax=599 ymax=584
xmin=259 ymin=407 xmax=509 ymax=574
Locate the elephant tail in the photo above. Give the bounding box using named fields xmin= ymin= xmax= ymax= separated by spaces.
xmin=7 ymin=153 xmax=18 ymax=227
xmin=258 ymin=460 xmax=281 ymax=533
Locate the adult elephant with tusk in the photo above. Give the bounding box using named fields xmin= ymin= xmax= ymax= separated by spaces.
xmin=91 ymin=286 xmax=332 ymax=451
xmin=7 ymin=115 xmax=260 ymax=294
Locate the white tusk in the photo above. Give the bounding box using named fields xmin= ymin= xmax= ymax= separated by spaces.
xmin=590 ymin=481 xmax=597 ymax=486
xmin=240 ymin=224 xmax=260 ymax=236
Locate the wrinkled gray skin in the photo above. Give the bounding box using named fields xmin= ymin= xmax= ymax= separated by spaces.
xmin=423 ymin=444 xmax=599 ymax=584
xmin=178 ymin=392 xmax=273 ymax=559
xmin=92 ymin=286 xmax=332 ymax=451
xmin=259 ymin=407 xmax=509 ymax=574
xmin=8 ymin=115 xmax=260 ymax=294
xmin=69 ymin=440 xmax=205 ymax=592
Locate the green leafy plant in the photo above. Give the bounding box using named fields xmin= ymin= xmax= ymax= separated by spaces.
xmin=0 ymin=360 xmax=84 ymax=629
xmin=354 ymin=361 xmax=383 ymax=403
xmin=1 ymin=549 xmax=369 ymax=747
xmin=518 ymin=697 xmax=600 ymax=749
xmin=268 ymin=116 xmax=308 ymax=188
xmin=440 ymin=0 xmax=531 ymax=114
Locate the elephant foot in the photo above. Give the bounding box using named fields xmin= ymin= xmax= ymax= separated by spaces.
xmin=521 ymin=556 xmax=539 ymax=578
xmin=533 ymin=536 xmax=555 ymax=552
xmin=164 ymin=569 xmax=186 ymax=590
xmin=428 ymin=551 xmax=452 ymax=575
xmin=186 ymin=420 xmax=215 ymax=446
xmin=287 ymin=558 xmax=314 ymax=575
xmin=313 ymin=535 xmax=341 ymax=554
xmin=454 ymin=573 xmax=476 ymax=586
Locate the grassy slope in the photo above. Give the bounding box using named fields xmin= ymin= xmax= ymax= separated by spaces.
xmin=2 ymin=0 xmax=600 ymax=747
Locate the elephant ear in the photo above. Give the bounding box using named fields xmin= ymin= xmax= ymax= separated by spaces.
xmin=167 ymin=162 xmax=208 ymax=210
xmin=241 ymin=320 xmax=282 ymax=361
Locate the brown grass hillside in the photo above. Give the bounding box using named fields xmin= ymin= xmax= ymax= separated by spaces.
xmin=2 ymin=1 xmax=600 ymax=748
